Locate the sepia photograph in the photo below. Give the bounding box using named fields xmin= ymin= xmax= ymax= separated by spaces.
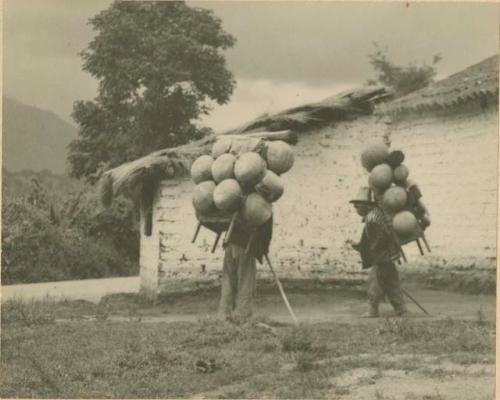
xmin=1 ymin=1 xmax=498 ymax=399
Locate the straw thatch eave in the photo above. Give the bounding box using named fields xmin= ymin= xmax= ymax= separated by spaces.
xmin=100 ymin=134 xmax=216 ymax=205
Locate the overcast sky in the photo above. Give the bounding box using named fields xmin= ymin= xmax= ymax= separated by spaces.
xmin=3 ymin=0 xmax=499 ymax=131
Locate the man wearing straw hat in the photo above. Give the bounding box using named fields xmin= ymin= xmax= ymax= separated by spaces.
xmin=349 ymin=187 xmax=407 ymax=317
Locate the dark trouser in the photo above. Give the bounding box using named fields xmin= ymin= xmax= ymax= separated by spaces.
xmin=219 ymin=244 xmax=256 ymax=319
xmin=367 ymin=261 xmax=407 ymax=314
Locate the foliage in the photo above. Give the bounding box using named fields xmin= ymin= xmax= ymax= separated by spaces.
xmin=2 ymin=173 xmax=139 ymax=284
xmin=69 ymin=1 xmax=236 ymax=181
xmin=368 ymin=43 xmax=442 ymax=97
xmin=2 ymin=168 xmax=83 ymax=203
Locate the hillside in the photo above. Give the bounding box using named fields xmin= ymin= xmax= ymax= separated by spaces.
xmin=2 ymin=97 xmax=78 ymax=173
xmin=2 ymin=168 xmax=83 ymax=203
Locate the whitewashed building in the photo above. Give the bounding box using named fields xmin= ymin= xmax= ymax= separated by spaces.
xmin=103 ymin=55 xmax=498 ymax=297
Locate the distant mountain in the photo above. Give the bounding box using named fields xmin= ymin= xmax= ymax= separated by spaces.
xmin=2 ymin=97 xmax=78 ymax=173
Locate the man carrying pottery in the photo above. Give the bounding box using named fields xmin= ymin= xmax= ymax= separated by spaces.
xmin=220 ymin=216 xmax=272 ymax=321
xmin=202 ymin=215 xmax=273 ymax=321
xmin=349 ymin=187 xmax=407 ymax=317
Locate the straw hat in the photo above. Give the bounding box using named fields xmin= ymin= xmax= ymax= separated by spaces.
xmin=349 ymin=187 xmax=375 ymax=205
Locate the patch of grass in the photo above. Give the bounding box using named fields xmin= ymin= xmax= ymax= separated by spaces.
xmin=424 ymin=388 xmax=445 ymax=400
xmin=375 ymin=317 xmax=494 ymax=354
xmin=476 ymin=306 xmax=488 ymax=327
xmin=1 ymin=296 xmax=57 ymax=326
xmin=1 ymin=297 xmax=495 ymax=399
xmin=274 ymin=369 xmax=331 ymax=399
xmin=335 ymin=386 xmax=351 ymax=396
xmin=1 ymin=296 xmax=106 ymax=325
xmin=404 ymin=267 xmax=496 ymax=295
xmin=338 ymin=354 xmax=421 ymax=373
xmin=418 ymin=366 xmax=452 ymax=379
xmin=445 ymin=352 xmax=494 ymax=365
xmin=1 ymin=319 xmax=287 ymax=398
xmin=280 ymin=325 xmax=328 ymax=354
xmin=375 ymin=389 xmax=395 ymax=400
xmin=377 ymin=318 xmax=420 ymax=341
xmin=281 ymin=327 xmax=313 ymax=352
xmin=100 ymin=292 xmax=160 ymax=313
xmin=295 ymin=351 xmax=320 ymax=372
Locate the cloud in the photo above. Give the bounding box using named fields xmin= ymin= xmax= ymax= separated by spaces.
xmin=194 ymin=1 xmax=499 ymax=86
xmin=4 ymin=0 xmax=498 ymax=125
xmin=200 ymin=78 xmax=357 ymax=133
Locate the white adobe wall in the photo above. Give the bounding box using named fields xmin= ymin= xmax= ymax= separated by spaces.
xmin=141 ymin=106 xmax=498 ymax=294
xmin=387 ymin=108 xmax=498 ymax=267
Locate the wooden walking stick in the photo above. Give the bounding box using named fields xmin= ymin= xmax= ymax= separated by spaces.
xmin=401 ymin=288 xmax=430 ymax=316
xmin=264 ymin=254 xmax=299 ymax=325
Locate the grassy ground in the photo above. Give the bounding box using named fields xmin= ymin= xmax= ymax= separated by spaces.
xmin=404 ymin=265 xmax=496 ymax=295
xmin=0 ymin=290 xmax=495 ymax=399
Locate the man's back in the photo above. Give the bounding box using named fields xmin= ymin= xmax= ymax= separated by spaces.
xmin=363 ymin=206 xmax=400 ymax=266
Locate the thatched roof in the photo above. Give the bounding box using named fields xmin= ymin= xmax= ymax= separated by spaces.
xmin=101 ymin=85 xmax=391 ymax=203
xmin=379 ymin=55 xmax=499 ymax=117
xmin=224 ymin=85 xmax=391 ymax=135
xmin=100 ymin=134 xmax=216 ymax=205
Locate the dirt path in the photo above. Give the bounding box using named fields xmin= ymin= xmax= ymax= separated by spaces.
xmin=1 ymin=276 xmax=140 ymax=302
xmin=2 ymin=276 xmax=495 ymax=326
xmin=251 ymin=285 xmax=495 ymax=324
xmin=329 ymin=363 xmax=495 ymax=400
xmin=191 ymin=361 xmax=495 ymax=400
xmin=1 ymin=277 xmax=495 ymax=323
xmin=42 ymin=284 xmax=495 ymax=327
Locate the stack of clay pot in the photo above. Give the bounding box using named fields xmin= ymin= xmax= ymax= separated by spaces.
xmin=191 ymin=136 xmax=294 ymax=227
xmin=361 ymin=142 xmax=420 ymax=241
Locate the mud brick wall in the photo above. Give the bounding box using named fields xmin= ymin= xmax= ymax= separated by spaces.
xmin=387 ymin=108 xmax=498 ymax=268
xmin=139 ymin=107 xmax=498 ymax=295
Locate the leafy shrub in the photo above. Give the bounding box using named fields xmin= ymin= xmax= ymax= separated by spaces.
xmin=2 ymin=174 xmax=139 ymax=284
xmin=367 ymin=43 xmax=442 ymax=97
